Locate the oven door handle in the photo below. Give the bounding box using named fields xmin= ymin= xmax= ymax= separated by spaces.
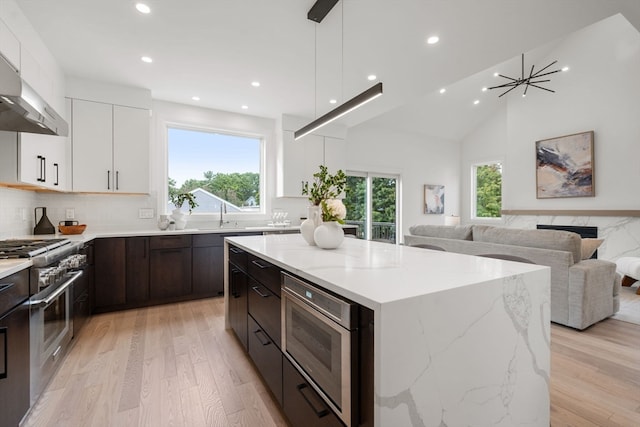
xmin=29 ymin=271 xmax=83 ymax=308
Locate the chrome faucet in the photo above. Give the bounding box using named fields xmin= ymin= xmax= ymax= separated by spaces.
xmin=219 ymin=202 xmax=227 ymax=227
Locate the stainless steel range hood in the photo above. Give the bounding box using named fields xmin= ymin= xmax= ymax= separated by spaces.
xmin=0 ymin=55 xmax=68 ymax=136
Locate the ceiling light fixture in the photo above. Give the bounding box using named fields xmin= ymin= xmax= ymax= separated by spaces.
xmin=481 ymin=87 xmax=488 ymax=92
xmin=307 ymin=0 xmax=339 ymax=23
xmin=135 ymin=3 xmax=151 ymax=14
xmin=489 ymin=53 xmax=561 ymax=97
xmin=192 ymin=96 xmax=200 ymax=101
xmin=427 ymin=36 xmax=439 ymax=45
xmin=141 ymin=56 xmax=153 ymax=63
xmin=367 ymin=74 xmax=376 ymax=81
xmin=439 ymin=88 xmax=446 ymax=94
xmin=329 ymin=99 xmax=337 ymax=104
xmin=251 ymin=81 xmax=260 ymax=87
xmin=562 ymin=66 xmax=570 ymax=72
xmin=295 ymin=82 xmax=383 ymax=140
xmin=241 ymin=105 xmax=248 ymax=110
xmin=473 ymin=100 xmax=480 ymax=105
xmin=295 ymin=1 xmax=384 ymax=140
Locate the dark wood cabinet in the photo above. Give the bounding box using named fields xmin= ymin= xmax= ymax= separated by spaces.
xmin=283 ymin=356 xmax=344 ymax=427
xmin=247 ymin=277 xmax=281 ymax=349
xmin=94 ymin=236 xmax=149 ymax=311
xmin=248 ymin=315 xmax=283 ymax=405
xmin=247 ymin=254 xmax=281 ymax=296
xmin=0 ymin=301 xmax=30 ymax=427
xmin=228 ymin=244 xmax=249 ymax=350
xmin=94 ymin=238 xmax=126 ymax=309
xmin=150 ymin=247 xmax=192 ymax=300
xmin=192 ymin=234 xmax=224 ymax=297
xmin=74 ymin=241 xmax=93 ymax=337
xmin=125 ymin=237 xmax=150 ymax=303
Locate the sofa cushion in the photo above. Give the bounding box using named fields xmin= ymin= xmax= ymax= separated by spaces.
xmin=472 ymin=225 xmax=582 ymax=264
xmin=409 ymin=224 xmax=473 ymax=240
xmin=581 ymin=238 xmax=603 ymax=260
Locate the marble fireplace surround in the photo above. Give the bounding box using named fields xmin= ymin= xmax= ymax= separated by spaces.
xmin=501 ymin=210 xmax=640 ymax=261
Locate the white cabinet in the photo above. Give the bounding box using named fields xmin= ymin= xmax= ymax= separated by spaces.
xmin=0 ymin=18 xmax=20 ymax=71
xmin=71 ymin=99 xmax=149 ymax=193
xmin=0 ymin=131 xmax=69 ymax=191
xmin=278 ymin=131 xmax=346 ymax=197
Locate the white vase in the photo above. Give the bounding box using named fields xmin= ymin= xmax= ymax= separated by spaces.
xmin=313 ymin=221 xmax=344 ymax=249
xmin=171 ymin=209 xmax=187 ymax=230
xmin=300 ymin=205 xmax=322 ymax=245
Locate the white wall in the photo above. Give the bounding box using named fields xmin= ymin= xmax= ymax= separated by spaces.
xmin=0 ymin=187 xmax=37 ymax=238
xmin=345 ymin=124 xmax=461 ymax=239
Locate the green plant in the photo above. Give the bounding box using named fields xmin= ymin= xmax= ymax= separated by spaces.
xmin=170 ymin=192 xmax=198 ymax=214
xmin=302 ymin=165 xmax=347 ymax=205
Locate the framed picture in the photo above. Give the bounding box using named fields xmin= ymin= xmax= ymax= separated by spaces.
xmin=424 ymin=184 xmax=445 ymax=214
xmin=535 ymin=131 xmax=594 ymax=199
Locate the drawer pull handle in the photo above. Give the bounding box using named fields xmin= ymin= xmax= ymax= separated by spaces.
xmin=0 ymin=283 xmax=14 ymax=294
xmin=253 ymin=328 xmax=271 ymax=346
xmin=251 ymin=260 xmax=270 ymax=269
xmin=251 ymin=286 xmax=270 ymax=298
xmin=297 ymin=383 xmax=329 ymax=418
xmin=229 ymin=247 xmax=243 ymax=254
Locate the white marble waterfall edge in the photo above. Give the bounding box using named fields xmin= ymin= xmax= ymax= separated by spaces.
xmin=375 ymin=269 xmax=550 ymax=426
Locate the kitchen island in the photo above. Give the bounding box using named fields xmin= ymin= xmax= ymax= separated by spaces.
xmin=224 ymin=234 xmax=551 ymax=427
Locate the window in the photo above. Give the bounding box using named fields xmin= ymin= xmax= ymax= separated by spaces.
xmin=472 ymin=162 xmax=502 ymax=218
xmin=167 ymin=126 xmax=263 ymax=214
xmin=343 ymin=172 xmax=400 ymax=243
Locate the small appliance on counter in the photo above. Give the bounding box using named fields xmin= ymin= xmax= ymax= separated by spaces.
xmin=57 ymin=220 xmax=87 ymax=235
xmin=33 ymin=207 xmax=55 ymax=235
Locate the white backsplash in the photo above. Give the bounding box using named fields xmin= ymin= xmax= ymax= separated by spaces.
xmin=0 ymin=187 xmax=38 ymax=238
xmin=503 ymin=215 xmax=640 ymax=261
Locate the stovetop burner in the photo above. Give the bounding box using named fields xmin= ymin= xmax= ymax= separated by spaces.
xmin=0 ymin=238 xmax=70 ymax=259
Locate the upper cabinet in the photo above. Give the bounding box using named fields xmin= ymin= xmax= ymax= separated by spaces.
xmin=277 ymin=115 xmax=347 ymax=198
xmin=0 ymin=18 xmax=20 ymax=71
xmin=71 ymin=99 xmax=150 ymax=193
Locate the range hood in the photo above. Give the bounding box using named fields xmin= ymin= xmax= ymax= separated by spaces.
xmin=0 ymin=55 xmax=68 ymax=136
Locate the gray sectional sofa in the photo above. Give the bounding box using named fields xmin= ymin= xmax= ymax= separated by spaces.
xmin=404 ymin=224 xmax=620 ymax=330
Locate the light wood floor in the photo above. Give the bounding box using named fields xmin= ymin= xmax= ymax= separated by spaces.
xmin=21 ymin=298 xmax=640 ymax=427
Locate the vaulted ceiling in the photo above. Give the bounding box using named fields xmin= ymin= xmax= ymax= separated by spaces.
xmin=15 ymin=0 xmax=640 ymax=140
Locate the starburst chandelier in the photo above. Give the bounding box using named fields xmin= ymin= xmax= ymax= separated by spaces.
xmin=489 ymin=53 xmax=561 ymax=97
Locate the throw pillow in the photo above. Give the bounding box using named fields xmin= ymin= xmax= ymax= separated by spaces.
xmin=581 ymin=238 xmax=603 ymax=260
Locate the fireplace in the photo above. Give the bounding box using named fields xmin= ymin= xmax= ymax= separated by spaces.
xmin=537 ymin=224 xmax=598 ymax=258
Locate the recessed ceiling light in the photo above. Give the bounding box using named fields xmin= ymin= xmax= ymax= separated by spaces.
xmin=367 ymin=74 xmax=377 ymax=81
xmin=329 ymin=99 xmax=337 ymax=104
xmin=135 ymin=3 xmax=151 ymax=14
xmin=141 ymin=56 xmax=153 ymax=63
xmin=473 ymin=100 xmax=480 ymax=105
xmin=241 ymin=105 xmax=248 ymax=110
xmin=251 ymin=81 xmax=260 ymax=87
xmin=192 ymin=96 xmax=200 ymax=101
xmin=481 ymin=87 xmax=488 ymax=92
xmin=439 ymin=88 xmax=446 ymax=94
xmin=522 ymin=93 xmax=527 ymax=98
xmin=427 ymin=36 xmax=439 ymax=45
xmin=493 ymin=72 xmax=499 ymax=77
xmin=562 ymin=66 xmax=570 ymax=72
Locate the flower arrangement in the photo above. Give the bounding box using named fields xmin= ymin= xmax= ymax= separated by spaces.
xmin=302 ymin=165 xmax=347 ymax=206
xmin=320 ymin=199 xmax=346 ymax=224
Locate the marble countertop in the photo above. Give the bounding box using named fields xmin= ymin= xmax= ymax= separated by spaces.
xmin=225 ymin=234 xmax=548 ymax=310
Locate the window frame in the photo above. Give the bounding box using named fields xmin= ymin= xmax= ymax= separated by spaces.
xmin=163 ymin=122 xmax=267 ymax=218
xmin=470 ymin=160 xmax=503 ymax=221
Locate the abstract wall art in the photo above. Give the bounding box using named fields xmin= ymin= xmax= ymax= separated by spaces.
xmin=535 ymin=131 xmax=594 ymax=199
xmin=424 ymin=184 xmax=445 ymax=214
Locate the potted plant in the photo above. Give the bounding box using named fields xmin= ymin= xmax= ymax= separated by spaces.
xmin=300 ymin=165 xmax=347 ymax=245
xmin=170 ymin=192 xmax=198 ymax=214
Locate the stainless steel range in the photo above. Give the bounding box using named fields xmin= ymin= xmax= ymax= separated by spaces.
xmin=0 ymin=238 xmax=86 ymax=404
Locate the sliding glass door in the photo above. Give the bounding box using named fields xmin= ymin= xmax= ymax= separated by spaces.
xmin=343 ymin=172 xmax=399 ymax=243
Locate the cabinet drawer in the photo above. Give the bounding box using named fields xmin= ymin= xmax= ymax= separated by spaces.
xmin=0 ymin=269 xmax=29 ymax=312
xmin=228 ymin=244 xmax=248 ymax=272
xmin=192 ymin=233 xmax=223 ymax=248
xmin=248 ymin=315 xmax=283 ymax=406
xmin=247 ymin=254 xmax=281 ymax=296
xmin=247 ymin=277 xmax=281 ymax=349
xmin=283 ymin=356 xmax=343 ymax=427
xmin=149 ymin=234 xmax=192 ymax=249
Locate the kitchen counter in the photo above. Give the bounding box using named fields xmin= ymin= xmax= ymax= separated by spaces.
xmin=224 ymin=234 xmax=551 ymax=426
xmin=0 ymin=258 xmax=32 ymax=279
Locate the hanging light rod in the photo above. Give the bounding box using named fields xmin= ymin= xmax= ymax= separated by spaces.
xmin=307 ymin=0 xmax=340 ymax=23
xmin=294 ymin=82 xmax=383 ymax=140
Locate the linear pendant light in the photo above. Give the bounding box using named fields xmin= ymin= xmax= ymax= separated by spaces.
xmin=294 ymin=82 xmax=383 ymax=140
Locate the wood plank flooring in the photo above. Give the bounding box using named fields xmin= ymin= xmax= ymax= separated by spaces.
xmin=21 ymin=298 xmax=640 ymax=427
